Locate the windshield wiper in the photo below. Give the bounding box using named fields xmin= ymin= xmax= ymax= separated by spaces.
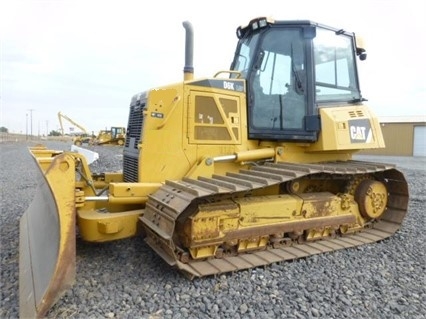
xmin=347 ymin=97 xmax=368 ymax=103
xmin=290 ymin=44 xmax=304 ymax=94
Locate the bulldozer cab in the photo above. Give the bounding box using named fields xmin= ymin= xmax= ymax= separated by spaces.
xmin=111 ymin=126 xmax=125 ymax=139
xmin=231 ymin=18 xmax=364 ymax=142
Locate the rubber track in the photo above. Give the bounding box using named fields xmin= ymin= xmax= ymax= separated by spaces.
xmin=142 ymin=160 xmax=409 ymax=278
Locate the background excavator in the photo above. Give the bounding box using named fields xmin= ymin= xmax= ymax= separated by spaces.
xmin=20 ymin=18 xmax=409 ymax=318
xmin=57 ymin=111 xmax=94 ymax=146
xmin=57 ymin=112 xmax=125 ymax=146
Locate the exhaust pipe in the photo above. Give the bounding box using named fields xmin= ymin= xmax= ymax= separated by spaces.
xmin=182 ymin=21 xmax=194 ymax=81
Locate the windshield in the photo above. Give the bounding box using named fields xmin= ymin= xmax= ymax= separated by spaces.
xmin=233 ymin=28 xmax=307 ymax=130
xmin=231 ymin=33 xmax=260 ymax=77
xmin=314 ymin=28 xmax=361 ymax=102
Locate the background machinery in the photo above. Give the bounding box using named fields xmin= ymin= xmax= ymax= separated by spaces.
xmin=57 ymin=111 xmax=94 ymax=145
xmin=93 ymin=126 xmax=126 ymax=145
xmin=20 ymin=18 xmax=409 ymax=318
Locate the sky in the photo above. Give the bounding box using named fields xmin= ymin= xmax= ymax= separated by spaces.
xmin=1 ymin=0 xmax=425 ymax=135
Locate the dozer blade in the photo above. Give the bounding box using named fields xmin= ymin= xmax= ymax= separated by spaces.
xmin=20 ymin=153 xmax=77 ymax=318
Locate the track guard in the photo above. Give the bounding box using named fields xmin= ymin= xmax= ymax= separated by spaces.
xmin=19 ymin=153 xmax=77 ymax=318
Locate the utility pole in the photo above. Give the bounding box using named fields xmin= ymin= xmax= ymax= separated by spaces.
xmin=26 ymin=113 xmax=28 ymax=140
xmin=28 ymin=109 xmax=35 ymax=139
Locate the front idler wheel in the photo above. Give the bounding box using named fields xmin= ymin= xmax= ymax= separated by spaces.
xmin=355 ymin=180 xmax=388 ymax=219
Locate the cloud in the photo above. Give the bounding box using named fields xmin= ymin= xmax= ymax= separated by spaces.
xmin=1 ymin=0 xmax=425 ymax=134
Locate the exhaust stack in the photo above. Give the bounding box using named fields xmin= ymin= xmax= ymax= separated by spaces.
xmin=182 ymin=21 xmax=194 ymax=81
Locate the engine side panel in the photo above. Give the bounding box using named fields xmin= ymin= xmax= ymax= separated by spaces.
xmin=308 ymin=105 xmax=385 ymax=151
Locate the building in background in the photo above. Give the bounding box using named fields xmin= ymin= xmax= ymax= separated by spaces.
xmin=360 ymin=116 xmax=426 ymax=156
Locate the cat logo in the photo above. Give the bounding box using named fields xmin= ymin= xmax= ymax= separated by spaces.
xmin=349 ymin=119 xmax=373 ymax=143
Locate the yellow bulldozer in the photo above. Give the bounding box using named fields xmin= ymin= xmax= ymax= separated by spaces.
xmin=92 ymin=126 xmax=126 ymax=145
xmin=19 ymin=18 xmax=409 ymax=318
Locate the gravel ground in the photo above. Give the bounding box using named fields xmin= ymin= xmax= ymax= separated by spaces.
xmin=1 ymin=141 xmax=425 ymax=319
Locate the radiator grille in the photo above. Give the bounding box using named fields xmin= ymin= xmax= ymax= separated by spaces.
xmin=123 ymin=94 xmax=146 ymax=182
xmin=123 ymin=155 xmax=139 ymax=182
xmin=125 ymin=104 xmax=145 ymax=149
